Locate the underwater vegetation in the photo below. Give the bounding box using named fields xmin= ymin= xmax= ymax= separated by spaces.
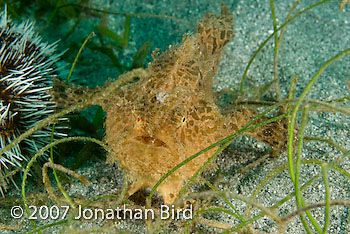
xmin=0 ymin=0 xmax=350 ymax=233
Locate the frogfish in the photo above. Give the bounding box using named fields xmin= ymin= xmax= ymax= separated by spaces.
xmin=53 ymin=4 xmax=287 ymax=204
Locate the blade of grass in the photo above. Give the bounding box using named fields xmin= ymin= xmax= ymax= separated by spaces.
xmin=288 ymin=47 xmax=350 ymax=183
xmin=271 ymin=0 xmax=301 ymax=100
xmin=49 ymin=124 xmax=76 ymax=208
xmin=294 ymin=105 xmax=317 ymax=233
xmin=270 ymin=0 xmax=280 ymax=99
xmin=321 ymin=163 xmax=330 ymax=233
xmin=123 ymin=16 xmax=130 ymax=48
xmin=94 ymin=25 xmax=124 ymax=47
xmin=66 ymin=31 xmax=95 ymax=83
xmin=240 ymin=0 xmax=331 ymax=92
xmin=132 ymin=41 xmax=152 ymax=69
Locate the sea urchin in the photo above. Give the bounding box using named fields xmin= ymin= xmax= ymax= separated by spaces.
xmin=0 ymin=7 xmax=64 ymax=195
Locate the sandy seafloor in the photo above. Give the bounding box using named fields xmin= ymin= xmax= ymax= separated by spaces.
xmin=1 ymin=0 xmax=350 ymax=233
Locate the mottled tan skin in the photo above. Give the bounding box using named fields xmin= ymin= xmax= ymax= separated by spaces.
xmin=103 ymin=5 xmax=287 ymax=204
xmin=53 ymin=5 xmax=287 ymax=204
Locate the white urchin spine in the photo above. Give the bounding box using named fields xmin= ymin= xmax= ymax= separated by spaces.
xmin=0 ymin=7 xmax=65 ymax=196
